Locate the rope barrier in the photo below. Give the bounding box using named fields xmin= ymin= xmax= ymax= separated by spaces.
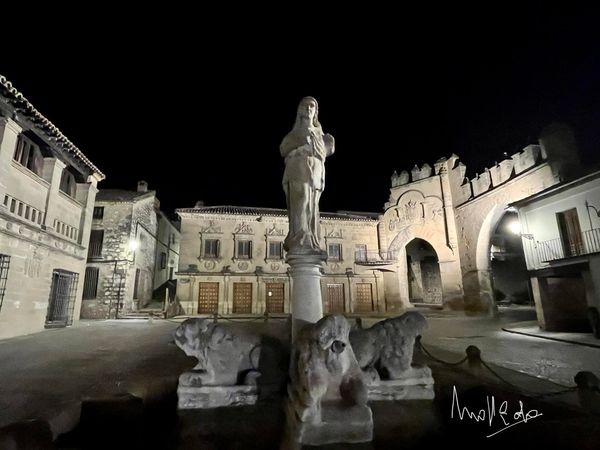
xmin=417 ymin=339 xmax=578 ymax=399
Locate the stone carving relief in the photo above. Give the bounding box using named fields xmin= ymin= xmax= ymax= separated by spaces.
xmin=270 ymin=262 xmax=280 ymax=271
xmin=324 ymin=228 xmax=343 ymax=238
xmin=265 ymin=224 xmax=285 ymax=236
xmin=237 ymin=261 xmax=249 ymax=271
xmin=387 ymin=191 xmax=443 ymax=231
xmin=234 ymin=222 xmax=254 ymax=235
xmin=200 ymin=220 xmax=222 ymax=234
xmin=24 ymin=246 xmax=44 ymax=278
xmin=204 ymin=260 xmax=216 ymax=270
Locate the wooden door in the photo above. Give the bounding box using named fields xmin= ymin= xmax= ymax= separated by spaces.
xmin=233 ymin=282 xmax=253 ymax=313
xmin=355 ymin=283 xmax=374 ymax=312
xmin=326 ymin=283 xmax=345 ymax=313
xmin=198 ymin=282 xmax=219 ymax=314
xmin=265 ymin=282 xmax=284 ymax=313
xmin=557 ymin=208 xmax=583 ymax=257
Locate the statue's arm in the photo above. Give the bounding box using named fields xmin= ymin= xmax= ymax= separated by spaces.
xmin=323 ymin=133 xmax=335 ymax=157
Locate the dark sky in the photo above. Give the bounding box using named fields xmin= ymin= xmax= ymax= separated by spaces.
xmin=2 ymin=5 xmax=599 ymax=217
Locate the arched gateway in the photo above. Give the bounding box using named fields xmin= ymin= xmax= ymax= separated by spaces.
xmin=381 ymin=147 xmax=563 ymax=314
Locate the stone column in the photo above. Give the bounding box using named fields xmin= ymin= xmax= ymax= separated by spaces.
xmin=76 ymin=175 xmax=100 ymax=247
xmin=41 ymin=157 xmax=66 ymax=231
xmin=287 ymin=253 xmax=325 ymax=339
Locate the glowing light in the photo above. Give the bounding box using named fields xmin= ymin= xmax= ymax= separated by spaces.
xmin=128 ymin=239 xmax=140 ymax=251
xmin=508 ymin=220 xmax=521 ymax=235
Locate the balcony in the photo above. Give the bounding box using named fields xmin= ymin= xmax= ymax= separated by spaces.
xmin=354 ymin=250 xmax=398 ymax=266
xmin=535 ymin=228 xmax=600 ymax=263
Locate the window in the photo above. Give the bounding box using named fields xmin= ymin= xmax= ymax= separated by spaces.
xmin=328 ymin=243 xmax=342 ymax=261
xmin=0 ymin=254 xmax=10 ymax=313
xmin=236 ymin=240 xmax=252 ymax=259
xmin=204 ymin=239 xmax=220 ymax=258
xmin=88 ymin=229 xmax=104 ymax=258
xmin=45 ymin=269 xmax=79 ymax=327
xmin=83 ymin=267 xmax=99 ymax=299
xmin=160 ymin=252 xmax=167 ymax=269
xmin=13 ymin=135 xmax=43 ymax=176
xmin=355 ymin=244 xmax=367 ymax=262
xmin=268 ymin=241 xmax=283 ymax=259
xmin=59 ymin=169 xmax=77 ymax=198
xmin=93 ymin=207 xmax=104 ymax=219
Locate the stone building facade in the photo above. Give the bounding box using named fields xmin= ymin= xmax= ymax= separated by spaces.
xmin=81 ymin=182 xmax=180 ymax=319
xmin=0 ymin=75 xmax=104 ymax=339
xmin=175 ymin=206 xmax=387 ymax=316
xmin=512 ymin=170 xmax=600 ymax=333
xmin=175 ymin=140 xmax=568 ymax=317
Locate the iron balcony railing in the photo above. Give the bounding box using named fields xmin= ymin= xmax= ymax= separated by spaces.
xmin=535 ymin=228 xmax=600 ymax=262
xmin=355 ymin=250 xmax=398 ymax=265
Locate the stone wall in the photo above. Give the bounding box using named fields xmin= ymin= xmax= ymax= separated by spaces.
xmin=82 ymin=194 xmax=161 ymax=318
xmin=0 ymin=118 xmax=100 ymax=339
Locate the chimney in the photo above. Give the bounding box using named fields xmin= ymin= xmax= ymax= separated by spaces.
xmin=195 ymin=200 xmax=205 ymax=208
xmin=137 ymin=180 xmax=148 ymax=192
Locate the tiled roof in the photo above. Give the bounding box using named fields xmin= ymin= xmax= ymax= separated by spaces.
xmin=176 ymin=205 xmax=378 ymax=221
xmin=0 ymin=74 xmax=105 ymax=180
xmin=96 ymin=189 xmax=155 ymax=202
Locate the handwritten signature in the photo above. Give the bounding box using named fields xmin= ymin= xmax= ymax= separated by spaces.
xmin=451 ymin=385 xmax=543 ymax=438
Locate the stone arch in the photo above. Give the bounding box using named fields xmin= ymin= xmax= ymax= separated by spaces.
xmin=388 ymin=227 xmax=454 ymax=263
xmin=405 ymin=238 xmax=443 ymax=306
xmin=465 ymin=203 xmax=511 ymax=314
xmin=384 ymin=228 xmax=462 ymax=310
xmin=475 ymin=204 xmax=507 ymax=274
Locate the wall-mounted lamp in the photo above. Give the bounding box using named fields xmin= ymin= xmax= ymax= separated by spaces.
xmin=508 ymin=219 xmax=535 ymax=240
xmin=585 ymin=201 xmax=600 ymax=218
xmin=128 ymin=239 xmax=140 ymax=252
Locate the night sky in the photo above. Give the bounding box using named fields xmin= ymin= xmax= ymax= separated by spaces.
xmin=1 ymin=6 xmax=599 ymax=218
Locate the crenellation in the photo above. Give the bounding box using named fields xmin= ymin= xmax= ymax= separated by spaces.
xmin=471 ymin=170 xmax=492 ymax=197
xmin=488 ymin=158 xmax=515 ymax=187
xmin=512 ymin=144 xmax=542 ymax=174
xmin=411 ymin=163 xmax=432 ymax=181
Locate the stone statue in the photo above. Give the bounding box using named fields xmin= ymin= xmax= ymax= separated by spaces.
xmin=280 ymin=97 xmax=335 ymax=254
xmin=173 ymin=318 xmax=261 ymax=386
xmin=174 ymin=318 xmax=288 ymax=408
xmin=288 ymin=315 xmax=368 ymax=423
xmin=350 ymin=312 xmax=431 ymax=383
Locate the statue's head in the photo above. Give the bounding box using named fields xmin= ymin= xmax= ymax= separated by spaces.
xmin=295 ymin=96 xmax=320 ymax=128
xmin=315 ymin=314 xmax=350 ymax=353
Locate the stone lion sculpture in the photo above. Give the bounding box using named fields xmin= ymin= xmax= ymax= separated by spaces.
xmin=288 ymin=315 xmax=368 ymax=423
xmin=350 ymin=311 xmax=429 ymax=383
xmin=173 ymin=318 xmax=262 ymax=386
